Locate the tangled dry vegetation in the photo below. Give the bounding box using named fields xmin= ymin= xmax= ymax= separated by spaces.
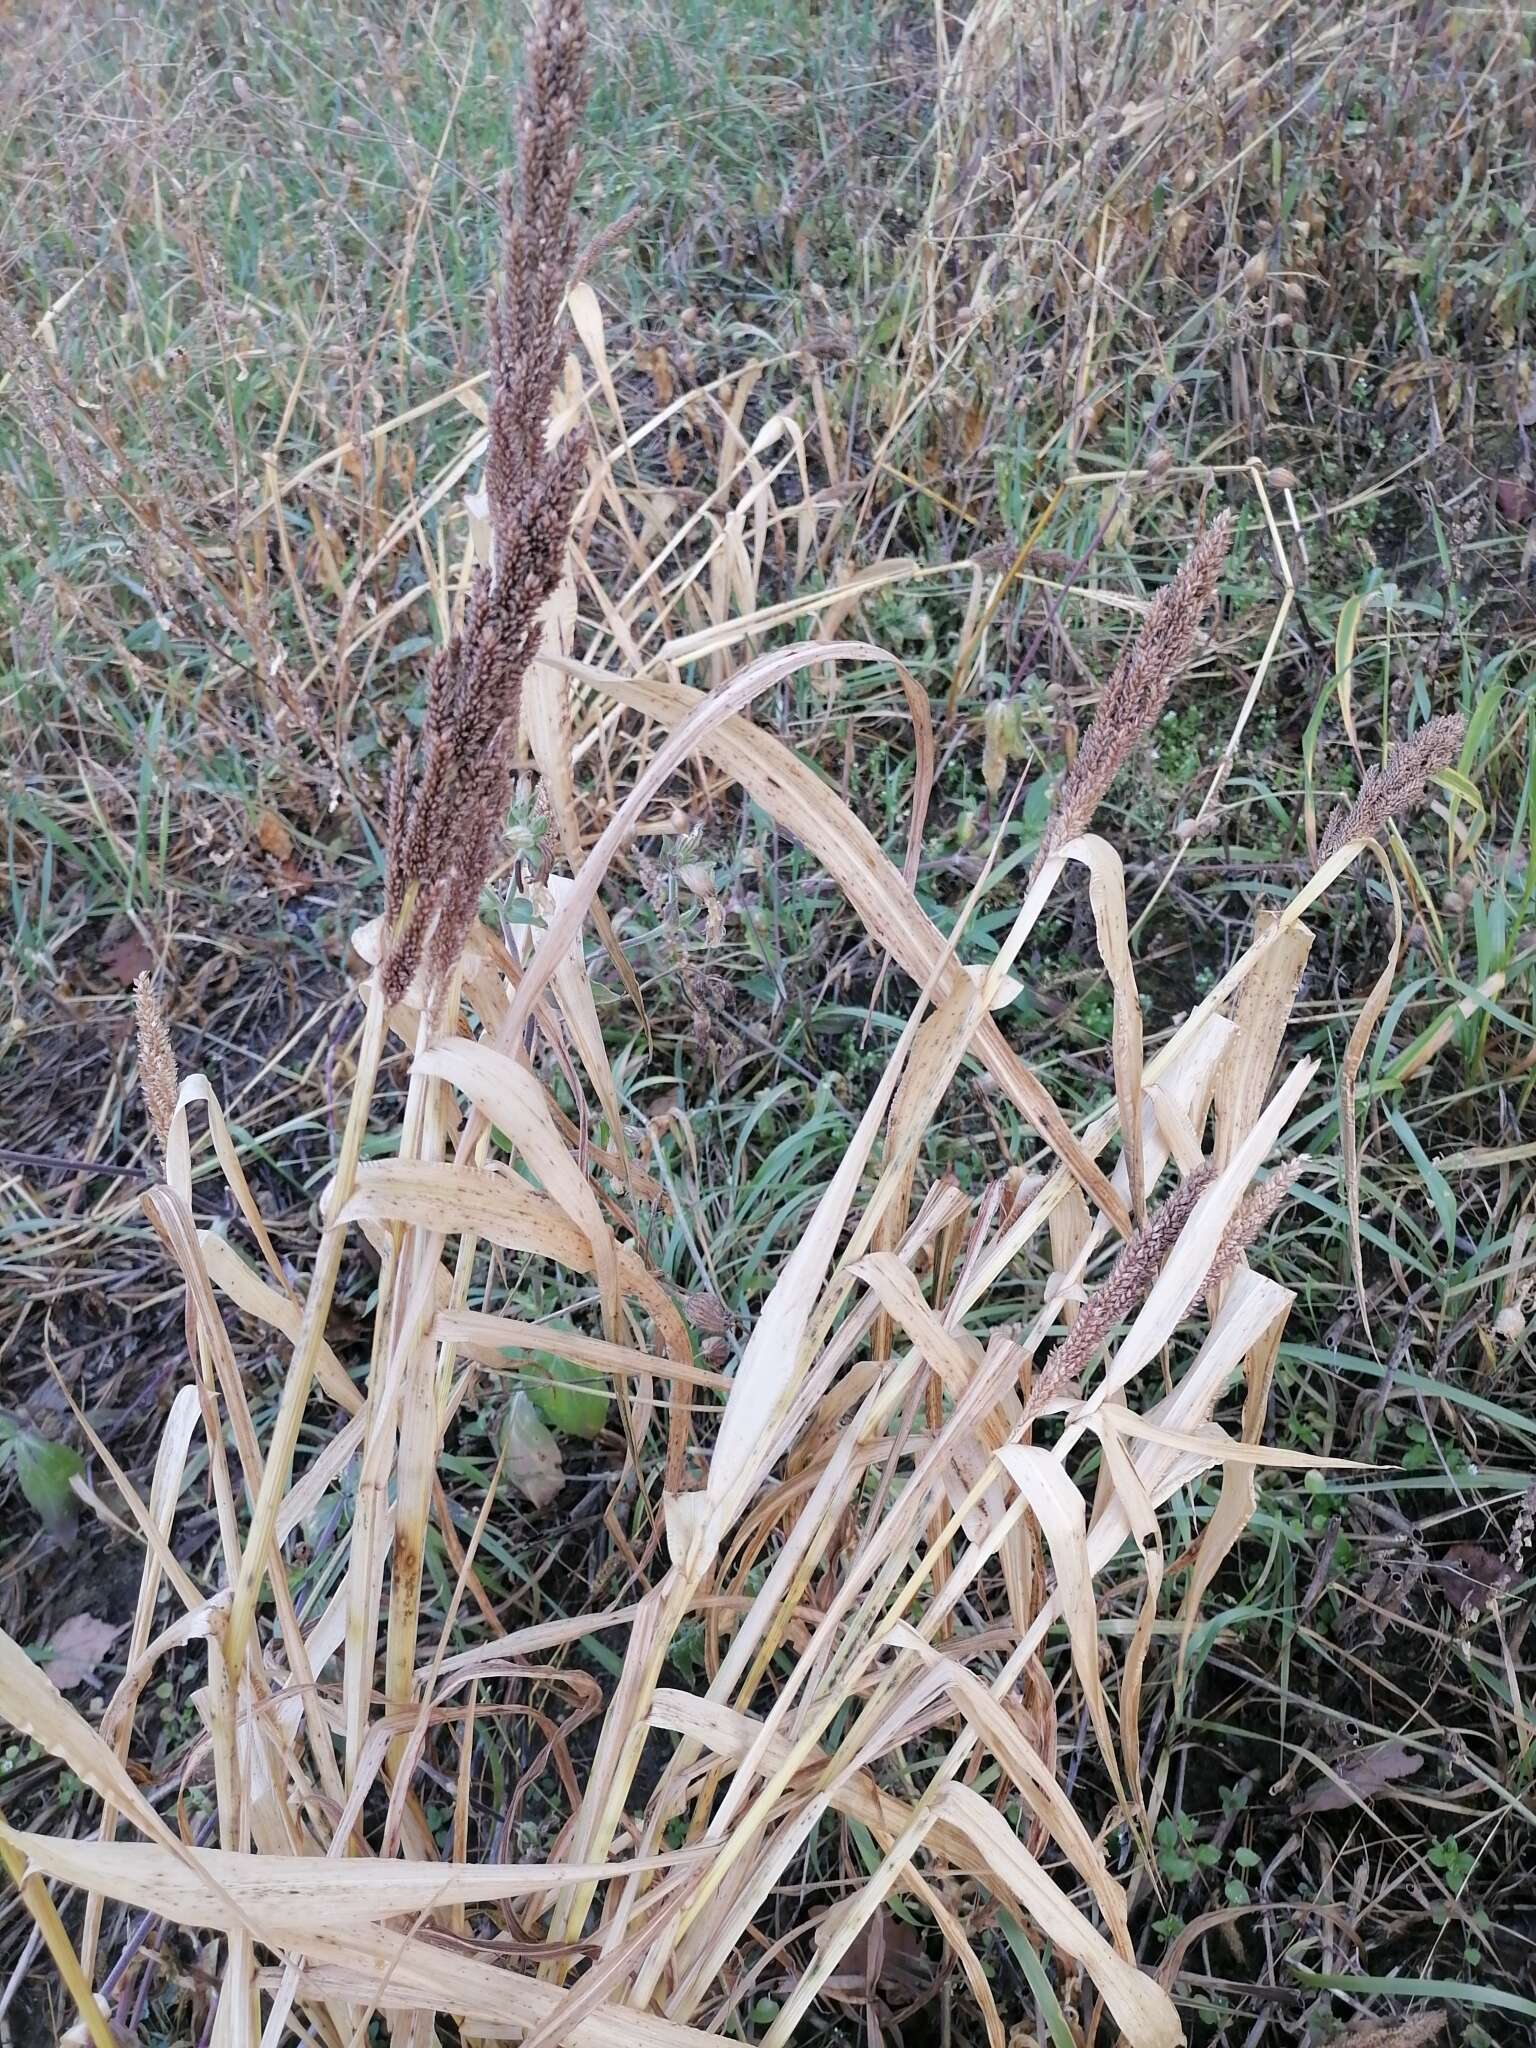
xmin=0 ymin=1 xmax=1496 ymax=2044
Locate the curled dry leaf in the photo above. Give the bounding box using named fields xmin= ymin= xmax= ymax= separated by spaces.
xmin=1430 ymin=1541 xmax=1509 ymax=1618
xmin=102 ymin=932 xmax=154 ymax=987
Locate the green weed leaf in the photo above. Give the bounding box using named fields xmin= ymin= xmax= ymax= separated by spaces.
xmin=519 ymin=1353 xmax=609 ymax=1439
xmin=14 ymin=1434 xmax=84 ymax=1538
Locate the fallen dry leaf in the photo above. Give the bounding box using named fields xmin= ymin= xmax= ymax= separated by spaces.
xmin=1430 ymin=1541 xmax=1509 ymax=1618
xmin=500 ymin=1390 xmax=564 ymax=1507
xmin=1294 ymin=1740 xmax=1423 ymax=1814
xmin=256 ymin=807 xmax=294 ymax=861
xmin=102 ymin=932 xmax=154 ymax=986
xmin=824 ymin=1906 xmax=932 ymax=2011
xmin=1495 ymin=478 xmax=1536 ymax=526
xmin=1335 ymin=2015 xmax=1446 ymax=2047
xmin=45 ymin=1613 xmax=123 ymax=1691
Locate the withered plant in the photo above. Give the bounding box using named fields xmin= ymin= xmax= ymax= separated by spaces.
xmin=0 ymin=4 xmax=1474 ymax=2045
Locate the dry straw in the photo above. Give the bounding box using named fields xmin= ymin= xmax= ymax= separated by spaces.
xmin=0 ymin=8 xmax=1451 ymax=2045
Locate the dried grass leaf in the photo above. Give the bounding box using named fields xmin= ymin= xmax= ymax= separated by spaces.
xmin=547 ymin=650 xmax=1127 ymax=1226
xmin=418 ymin=1037 xmax=622 ymax=1338
xmin=993 ymin=1444 xmax=1125 ymax=1808
xmin=937 ymin=1783 xmax=1182 ymax=2048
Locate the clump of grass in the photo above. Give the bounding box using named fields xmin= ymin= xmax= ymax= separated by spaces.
xmin=0 ymin=5 xmax=1484 ymax=2046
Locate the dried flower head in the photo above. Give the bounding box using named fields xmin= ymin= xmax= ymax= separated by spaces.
xmin=133 ymin=972 xmax=178 ymax=1152
xmin=1032 ymin=510 xmax=1233 ymax=876
xmin=1027 ymin=1166 xmax=1213 ymax=1415
xmin=684 ymin=1291 xmax=733 ymax=1338
xmin=1318 ymin=714 xmax=1466 ymax=862
xmin=382 ymin=0 xmax=589 ymax=1006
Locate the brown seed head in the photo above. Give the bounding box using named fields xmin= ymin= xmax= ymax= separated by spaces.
xmin=1033 ymin=511 xmax=1233 ymax=875
xmin=684 ymin=1291 xmax=733 ymax=1337
xmin=1318 ymin=714 xmax=1466 ymax=863
xmin=1028 ymin=1166 xmax=1214 ymax=1415
xmin=1205 ymin=1155 xmax=1307 ymax=1289
xmin=382 ymin=0 xmax=589 ymax=1006
xmin=133 ymin=972 xmax=178 ymax=1152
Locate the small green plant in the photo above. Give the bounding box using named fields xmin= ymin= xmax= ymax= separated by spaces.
xmin=519 ymin=1351 xmax=610 ymax=1439
xmin=1402 ymin=1419 xmax=1473 ymax=1481
xmin=0 ymin=1737 xmax=42 ymax=1781
xmin=1427 ymin=1833 xmax=1476 ymax=1893
xmin=1224 ymin=1846 xmax=1262 ymax=1907
xmin=1154 ymin=1810 xmax=1221 ymax=1884
xmin=0 ymin=1413 xmax=82 ymax=1539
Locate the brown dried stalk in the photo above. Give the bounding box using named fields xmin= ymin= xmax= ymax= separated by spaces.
xmin=382 ymin=0 xmax=589 ymax=1005
xmin=1032 ymin=510 xmax=1233 ymax=876
xmin=1026 ymin=1166 xmax=1213 ymax=1416
xmin=1318 ymin=713 xmax=1466 ymax=862
xmin=133 ymin=972 xmax=178 ymax=1151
